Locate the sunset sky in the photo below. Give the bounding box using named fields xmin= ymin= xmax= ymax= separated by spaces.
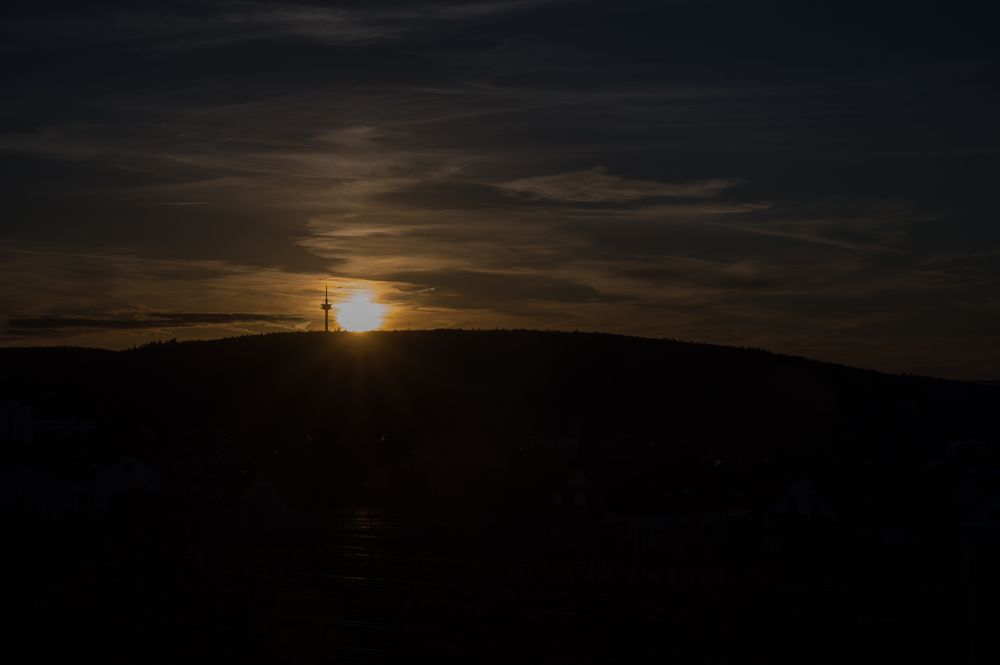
xmin=1 ymin=1 xmax=998 ymax=378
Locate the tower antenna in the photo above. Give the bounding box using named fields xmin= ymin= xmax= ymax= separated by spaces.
xmin=321 ymin=284 xmax=333 ymax=332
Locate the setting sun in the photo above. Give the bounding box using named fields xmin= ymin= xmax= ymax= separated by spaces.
xmin=335 ymin=291 xmax=386 ymax=332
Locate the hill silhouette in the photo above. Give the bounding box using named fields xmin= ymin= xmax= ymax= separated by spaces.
xmin=2 ymin=330 xmax=996 ymax=510
xmin=3 ymin=329 xmax=995 ymax=436
xmin=3 ymin=330 xmax=1000 ymax=664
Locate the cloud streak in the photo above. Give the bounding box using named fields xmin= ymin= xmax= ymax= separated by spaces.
xmin=0 ymin=1 xmax=563 ymax=50
xmin=4 ymin=311 xmax=306 ymax=336
xmin=499 ymin=168 xmax=742 ymax=203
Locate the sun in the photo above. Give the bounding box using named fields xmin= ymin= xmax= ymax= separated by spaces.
xmin=335 ymin=291 xmax=386 ymax=332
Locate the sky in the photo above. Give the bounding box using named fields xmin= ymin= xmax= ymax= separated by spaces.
xmin=1 ymin=0 xmax=998 ymax=379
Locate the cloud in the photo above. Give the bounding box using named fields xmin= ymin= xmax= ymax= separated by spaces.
xmin=384 ymin=269 xmax=608 ymax=309
xmin=4 ymin=310 xmax=305 ymax=336
xmin=375 ymin=181 xmax=525 ymax=210
xmin=0 ymin=243 xmax=338 ymax=345
xmin=614 ymin=258 xmax=832 ymax=293
xmin=499 ymin=168 xmax=742 ymax=203
xmin=0 ymin=1 xmax=562 ymax=50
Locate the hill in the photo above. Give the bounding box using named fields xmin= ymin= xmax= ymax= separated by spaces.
xmin=2 ymin=330 xmax=996 ymax=506
xmin=3 ymin=330 xmax=1000 ymax=664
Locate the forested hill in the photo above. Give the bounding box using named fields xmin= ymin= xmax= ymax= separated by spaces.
xmin=2 ymin=331 xmax=996 ymax=464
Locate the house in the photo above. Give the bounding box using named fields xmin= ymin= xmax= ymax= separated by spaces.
xmin=77 ymin=456 xmax=163 ymax=511
xmin=763 ymin=475 xmax=840 ymax=552
xmin=767 ymin=476 xmax=837 ymax=523
xmin=548 ymin=466 xmax=612 ymax=523
xmin=35 ymin=414 xmax=97 ymax=437
xmin=546 ymin=466 xmax=612 ymax=550
xmin=0 ymin=463 xmax=70 ymax=517
xmin=536 ymin=434 xmax=582 ymax=459
xmin=605 ymin=484 xmax=754 ymax=559
xmin=925 ymin=444 xmax=1000 ymax=543
xmin=0 ymin=399 xmax=34 ymax=444
xmin=240 ymin=473 xmax=288 ymax=527
xmin=961 ymin=485 xmax=1000 ymax=543
xmin=0 ymin=454 xmax=163 ymax=517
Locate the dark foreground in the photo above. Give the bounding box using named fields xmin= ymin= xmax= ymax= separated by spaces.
xmin=8 ymin=501 xmax=1000 ymax=664
xmin=2 ymin=331 xmax=999 ymax=662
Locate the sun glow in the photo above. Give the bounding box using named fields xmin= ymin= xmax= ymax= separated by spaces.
xmin=335 ymin=291 xmax=386 ymax=332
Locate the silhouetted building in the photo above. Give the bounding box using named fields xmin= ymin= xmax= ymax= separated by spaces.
xmin=36 ymin=415 xmax=96 ymax=436
xmin=963 ymin=486 xmax=1000 ymax=542
xmin=0 ymin=399 xmax=34 ymax=444
xmin=600 ymin=481 xmax=754 ymax=559
xmin=764 ymin=476 xmax=839 ymax=552
xmin=534 ymin=433 xmax=582 ymax=460
xmin=321 ymin=284 xmax=333 ymax=332
xmin=767 ymin=476 xmax=837 ymax=523
xmin=239 ymin=474 xmax=289 ymax=528
xmin=76 ymin=456 xmax=163 ymax=511
xmin=0 ymin=463 xmax=69 ymax=516
xmin=548 ymin=466 xmax=610 ymax=522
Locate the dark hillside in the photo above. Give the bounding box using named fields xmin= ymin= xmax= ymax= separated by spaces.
xmin=4 ymin=329 xmax=997 ymax=452
xmin=3 ymin=331 xmax=1000 ymax=664
xmin=2 ymin=330 xmax=997 ymax=508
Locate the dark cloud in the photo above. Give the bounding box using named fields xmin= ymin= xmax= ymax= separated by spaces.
xmin=499 ymin=169 xmax=741 ymax=203
xmin=617 ymin=264 xmax=824 ymax=293
xmin=376 ymin=181 xmax=525 ymax=210
xmin=0 ymin=1 xmax=563 ymax=53
xmin=5 ymin=311 xmax=305 ymax=336
xmin=386 ymin=270 xmax=607 ymax=309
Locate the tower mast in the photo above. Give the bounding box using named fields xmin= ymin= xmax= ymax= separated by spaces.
xmin=321 ymin=284 xmax=333 ymax=332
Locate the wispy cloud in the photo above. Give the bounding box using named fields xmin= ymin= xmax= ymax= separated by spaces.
xmin=1 ymin=1 xmax=562 ymax=50
xmin=499 ymin=168 xmax=742 ymax=203
xmin=5 ymin=310 xmax=305 ymax=336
